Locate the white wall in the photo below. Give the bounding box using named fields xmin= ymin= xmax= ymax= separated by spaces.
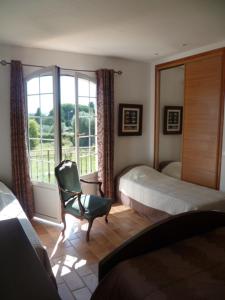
xmin=0 ymin=44 xmax=150 ymax=188
xmin=149 ymin=40 xmax=225 ymax=190
xmin=159 ymin=66 xmax=184 ymax=162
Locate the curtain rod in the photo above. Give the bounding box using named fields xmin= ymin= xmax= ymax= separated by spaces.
xmin=0 ymin=59 xmax=122 ymax=75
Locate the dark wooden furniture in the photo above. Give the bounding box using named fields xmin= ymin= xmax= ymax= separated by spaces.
xmin=0 ymin=218 xmax=60 ymax=300
xmin=55 ymin=160 xmax=112 ymax=241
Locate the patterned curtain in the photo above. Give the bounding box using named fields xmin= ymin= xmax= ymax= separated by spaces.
xmin=96 ymin=69 xmax=114 ymax=198
xmin=10 ymin=60 xmax=34 ymax=218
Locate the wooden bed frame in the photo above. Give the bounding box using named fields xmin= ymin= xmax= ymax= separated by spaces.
xmin=98 ymin=210 xmax=225 ymax=281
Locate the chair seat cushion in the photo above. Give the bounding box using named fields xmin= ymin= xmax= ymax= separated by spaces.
xmin=65 ymin=194 xmax=112 ymax=219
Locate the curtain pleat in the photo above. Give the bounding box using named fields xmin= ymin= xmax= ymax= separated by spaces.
xmin=96 ymin=69 xmax=114 ymax=199
xmin=10 ymin=60 xmax=34 ymax=218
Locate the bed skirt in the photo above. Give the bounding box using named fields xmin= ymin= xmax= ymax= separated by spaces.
xmin=117 ymin=191 xmax=170 ymax=222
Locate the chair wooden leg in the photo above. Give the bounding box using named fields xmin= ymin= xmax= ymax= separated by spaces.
xmin=86 ymin=219 xmax=93 ymax=242
xmin=62 ymin=212 xmax=66 ymax=236
xmin=105 ymin=213 xmax=109 ymax=224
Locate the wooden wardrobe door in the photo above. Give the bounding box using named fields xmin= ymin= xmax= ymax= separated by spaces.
xmin=182 ymin=54 xmax=224 ymax=189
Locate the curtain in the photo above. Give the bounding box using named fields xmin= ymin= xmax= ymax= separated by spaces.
xmin=96 ymin=69 xmax=114 ymax=198
xmin=10 ymin=60 xmax=34 ymax=218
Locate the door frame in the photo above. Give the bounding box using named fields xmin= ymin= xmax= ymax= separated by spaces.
xmin=25 ymin=65 xmax=62 ymax=222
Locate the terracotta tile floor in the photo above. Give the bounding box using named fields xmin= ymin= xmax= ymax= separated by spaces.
xmin=33 ymin=204 xmax=151 ymax=300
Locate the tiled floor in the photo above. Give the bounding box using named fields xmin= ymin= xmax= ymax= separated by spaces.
xmin=33 ymin=204 xmax=151 ymax=300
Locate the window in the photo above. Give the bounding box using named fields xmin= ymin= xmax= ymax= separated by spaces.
xmin=26 ymin=68 xmax=97 ymax=184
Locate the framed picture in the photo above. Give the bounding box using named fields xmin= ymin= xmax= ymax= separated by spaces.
xmin=118 ymin=104 xmax=143 ymax=136
xmin=163 ymin=106 xmax=183 ymax=134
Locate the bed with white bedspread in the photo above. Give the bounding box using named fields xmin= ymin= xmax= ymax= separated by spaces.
xmin=118 ymin=165 xmax=225 ymax=216
xmin=0 ymin=181 xmax=56 ymax=286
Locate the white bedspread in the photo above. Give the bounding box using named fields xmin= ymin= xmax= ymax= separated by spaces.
xmin=119 ymin=166 xmax=225 ymax=215
xmin=0 ymin=181 xmax=41 ymax=248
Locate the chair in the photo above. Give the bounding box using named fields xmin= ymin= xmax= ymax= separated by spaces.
xmin=55 ymin=160 xmax=112 ymax=241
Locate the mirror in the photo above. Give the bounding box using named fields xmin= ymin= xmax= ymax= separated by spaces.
xmin=158 ymin=65 xmax=184 ymax=165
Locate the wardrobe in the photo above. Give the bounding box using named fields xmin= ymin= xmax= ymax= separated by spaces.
xmin=154 ymin=48 xmax=225 ymax=190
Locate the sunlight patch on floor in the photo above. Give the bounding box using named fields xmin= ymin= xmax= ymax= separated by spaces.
xmin=110 ymin=205 xmax=131 ymax=214
xmin=81 ymin=223 xmax=88 ymax=231
xmin=75 ymin=259 xmax=87 ymax=270
xmin=52 ymin=254 xmax=88 ymax=279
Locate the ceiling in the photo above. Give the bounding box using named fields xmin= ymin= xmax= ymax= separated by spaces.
xmin=0 ymin=0 xmax=224 ymax=61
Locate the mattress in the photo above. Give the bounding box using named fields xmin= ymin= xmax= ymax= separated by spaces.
xmin=118 ymin=165 xmax=225 ymax=215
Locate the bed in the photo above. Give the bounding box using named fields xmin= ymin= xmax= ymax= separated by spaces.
xmin=0 ymin=181 xmax=56 ymax=286
xmin=117 ymin=165 xmax=225 ymax=219
xmin=91 ymin=211 xmax=225 ymax=300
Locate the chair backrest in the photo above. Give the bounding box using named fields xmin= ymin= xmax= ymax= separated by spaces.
xmin=55 ymin=160 xmax=82 ymax=204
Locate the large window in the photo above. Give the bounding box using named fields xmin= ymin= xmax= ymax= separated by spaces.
xmin=26 ymin=69 xmax=97 ymax=184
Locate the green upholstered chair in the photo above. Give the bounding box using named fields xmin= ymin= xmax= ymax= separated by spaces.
xmin=55 ymin=160 xmax=112 ymax=241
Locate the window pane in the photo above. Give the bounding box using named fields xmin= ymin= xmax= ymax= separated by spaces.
xmin=90 ymin=152 xmax=97 ymax=173
xmin=60 ymin=76 xmax=75 ymax=104
xmin=30 ymin=159 xmax=42 ymax=182
xmin=61 ymin=97 xmax=76 ymax=158
xmin=27 ymin=95 xmax=40 ymax=116
xmin=42 ymin=161 xmax=55 ymax=184
xmin=28 ymin=118 xmax=40 ymax=140
xmin=42 ymin=117 xmax=54 ymax=139
xmin=90 ymin=136 xmax=96 ymax=147
xmin=29 ymin=138 xmax=40 ymax=151
xmin=79 ymin=137 xmax=89 ymax=147
xmin=78 ymin=97 xmax=89 ymax=116
xmin=62 ymin=146 xmax=77 ymax=161
xmin=49 ymin=162 xmax=56 ymax=184
xmin=90 ymin=82 xmax=96 ymax=97
xmin=40 ymin=75 xmax=53 ymax=94
xmin=29 ymin=146 xmax=41 ymax=160
xmin=41 ymin=141 xmax=55 ymax=162
xmin=40 ymin=94 xmax=53 ymax=116
xmin=27 ymin=77 xmax=39 ymax=95
xmin=90 ymin=117 xmax=96 ymax=135
xmin=79 ymin=117 xmax=89 ymax=136
xmin=62 ymin=133 xmax=75 ymax=148
xmin=79 ymin=146 xmax=89 ymax=176
xmin=90 ymin=98 xmax=96 ymax=116
xmin=29 ymin=116 xmax=40 ymax=124
xmin=78 ymin=78 xmax=89 ymax=97
xmin=61 ymin=105 xmax=75 ymax=127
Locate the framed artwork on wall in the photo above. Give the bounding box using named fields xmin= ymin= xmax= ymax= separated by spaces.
xmin=118 ymin=104 xmax=143 ymax=136
xmin=163 ymin=106 xmax=183 ymax=134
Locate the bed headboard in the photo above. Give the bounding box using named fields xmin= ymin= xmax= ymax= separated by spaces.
xmin=158 ymin=161 xmax=174 ymax=172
